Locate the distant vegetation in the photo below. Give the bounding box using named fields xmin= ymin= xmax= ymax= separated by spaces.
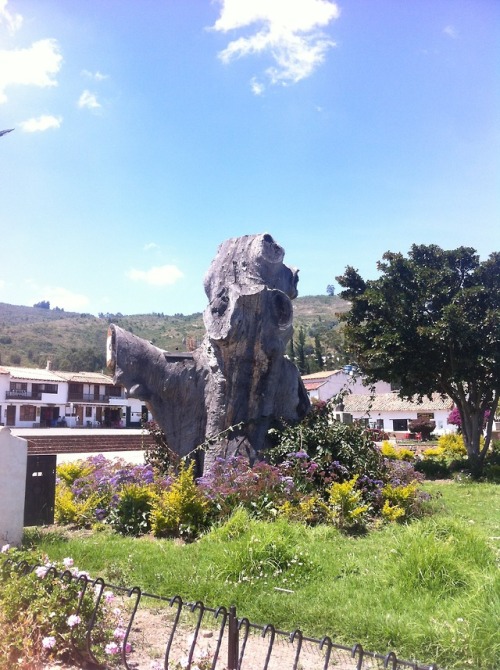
xmin=0 ymin=296 xmax=349 ymax=372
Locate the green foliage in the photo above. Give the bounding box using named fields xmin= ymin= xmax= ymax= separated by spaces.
xmin=381 ymin=482 xmax=423 ymax=522
xmin=337 ymin=244 xmax=500 ymax=476
xmin=0 ymin=295 xmax=349 ymax=371
xmin=380 ymin=441 xmax=415 ymax=461
xmin=268 ymin=400 xmax=387 ymax=485
xmin=437 ymin=433 xmax=467 ymax=458
xmin=0 ymin=547 xmax=124 ymax=669
xmin=150 ymin=461 xmax=208 ymax=540
xmin=107 ymin=484 xmax=155 ymax=536
xmin=56 ymin=460 xmax=93 ymax=487
xmin=204 ymin=517 xmax=316 ymax=588
xmin=326 ymin=476 xmax=370 ymax=530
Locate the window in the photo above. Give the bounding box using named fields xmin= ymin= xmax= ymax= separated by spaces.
xmin=85 ymin=407 xmax=92 ymax=418
xmin=417 ymin=412 xmax=434 ymax=421
xmin=10 ymin=382 xmax=27 ymax=392
xmin=392 ymin=419 xmax=408 ymax=432
xmin=106 ymin=385 xmax=122 ymax=398
xmin=32 ymin=383 xmax=58 ymax=394
xmin=20 ymin=405 xmax=36 ymax=422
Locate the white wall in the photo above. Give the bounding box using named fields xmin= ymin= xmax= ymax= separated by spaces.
xmin=0 ymin=428 xmax=27 ymax=546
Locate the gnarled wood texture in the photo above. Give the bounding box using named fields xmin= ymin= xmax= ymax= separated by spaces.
xmin=107 ymin=233 xmax=310 ymax=471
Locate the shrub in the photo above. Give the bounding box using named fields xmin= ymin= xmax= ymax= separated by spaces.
xmin=54 ymin=456 xmax=170 ymax=530
xmin=198 ymin=455 xmax=296 ymax=521
xmin=0 ymin=546 xmax=126 ymax=669
xmin=437 ymin=433 xmax=467 ymax=458
xmin=408 ymin=418 xmax=436 ymax=441
xmin=268 ymin=401 xmax=387 ymax=487
xmin=381 ymin=482 xmax=425 ymax=522
xmin=380 ymin=441 xmax=415 ymax=462
xmin=326 ymin=475 xmax=370 ymax=531
xmin=150 ymin=461 xmax=208 ymax=540
xmin=107 ymin=483 xmax=155 ymax=536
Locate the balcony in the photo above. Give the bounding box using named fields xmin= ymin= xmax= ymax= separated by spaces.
xmin=67 ymin=392 xmax=111 ymax=403
xmin=6 ymin=390 xmax=42 ymax=400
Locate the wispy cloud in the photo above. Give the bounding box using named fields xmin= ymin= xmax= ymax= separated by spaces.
xmin=20 ymin=114 xmax=62 ymax=132
xmin=443 ymin=25 xmax=458 ymax=39
xmin=81 ymin=69 xmax=109 ymax=81
xmin=211 ymin=0 xmax=340 ymax=94
xmin=126 ymin=265 xmax=184 ymax=286
xmin=0 ymin=0 xmax=22 ymax=35
xmin=78 ymin=89 xmax=101 ymax=110
xmin=0 ymin=38 xmax=62 ymax=104
xmin=143 ymin=242 xmax=160 ymax=252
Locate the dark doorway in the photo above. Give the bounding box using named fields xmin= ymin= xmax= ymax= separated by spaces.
xmin=6 ymin=405 xmax=16 ymax=426
xmin=24 ymin=455 xmax=57 ymax=526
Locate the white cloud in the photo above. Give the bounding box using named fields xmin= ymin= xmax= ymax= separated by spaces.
xmin=0 ymin=38 xmax=62 ymax=104
xmin=30 ymin=286 xmax=90 ymax=312
xmin=20 ymin=114 xmax=62 ymax=132
xmin=78 ymin=89 xmax=101 ymax=109
xmin=443 ymin=25 xmax=458 ymax=39
xmin=250 ymin=77 xmax=265 ymax=95
xmin=0 ymin=0 xmax=22 ymax=35
xmin=211 ymin=0 xmax=340 ymax=92
xmin=126 ymin=265 xmax=184 ymax=286
xmin=81 ymin=69 xmax=109 ymax=81
xmin=143 ymin=242 xmax=160 ymax=252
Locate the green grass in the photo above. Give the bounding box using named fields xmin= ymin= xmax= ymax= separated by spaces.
xmin=24 ymin=481 xmax=500 ymax=669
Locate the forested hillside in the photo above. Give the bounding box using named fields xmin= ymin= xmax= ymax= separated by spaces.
xmin=0 ymin=295 xmax=349 ymax=373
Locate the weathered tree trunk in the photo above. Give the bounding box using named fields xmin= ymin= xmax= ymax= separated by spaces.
xmin=107 ymin=233 xmax=310 ymax=472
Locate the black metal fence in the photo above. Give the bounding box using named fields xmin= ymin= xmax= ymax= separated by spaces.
xmin=3 ymin=558 xmax=439 ymax=670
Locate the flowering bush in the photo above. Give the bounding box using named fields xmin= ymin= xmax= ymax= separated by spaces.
xmin=0 ymin=546 xmax=129 ymax=669
xmin=151 ymin=460 xmax=208 ymax=539
xmin=55 ymin=455 xmax=171 ymax=531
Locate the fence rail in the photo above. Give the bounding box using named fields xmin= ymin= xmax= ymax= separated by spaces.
xmin=3 ymin=557 xmax=439 ymax=670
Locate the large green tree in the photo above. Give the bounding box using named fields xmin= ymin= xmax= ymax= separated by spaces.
xmin=336 ymin=245 xmax=500 ymax=476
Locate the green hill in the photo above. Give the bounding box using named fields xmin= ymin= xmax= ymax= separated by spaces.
xmin=0 ymin=295 xmax=349 ymax=372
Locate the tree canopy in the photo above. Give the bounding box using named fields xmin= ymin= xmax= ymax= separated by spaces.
xmin=336 ymin=244 xmax=500 ymax=475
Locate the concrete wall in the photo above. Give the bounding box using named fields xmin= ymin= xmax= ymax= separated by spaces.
xmin=0 ymin=427 xmax=27 ymax=547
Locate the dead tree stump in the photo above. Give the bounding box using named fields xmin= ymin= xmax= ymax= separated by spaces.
xmin=107 ymin=233 xmax=310 ymax=472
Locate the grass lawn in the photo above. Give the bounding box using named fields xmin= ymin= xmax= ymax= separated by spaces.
xmin=25 ymin=480 xmax=499 ymax=670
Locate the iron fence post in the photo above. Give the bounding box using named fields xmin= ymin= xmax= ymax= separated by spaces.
xmin=227 ymin=605 xmax=239 ymax=670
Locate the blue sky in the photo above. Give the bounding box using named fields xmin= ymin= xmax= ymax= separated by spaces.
xmin=1 ymin=0 xmax=498 ymax=316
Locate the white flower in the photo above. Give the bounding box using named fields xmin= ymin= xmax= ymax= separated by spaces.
xmin=63 ymin=557 xmax=74 ymax=568
xmin=66 ymin=614 xmax=81 ymax=628
xmin=42 ymin=636 xmax=56 ymax=649
xmin=1 ymin=544 xmax=10 ymax=553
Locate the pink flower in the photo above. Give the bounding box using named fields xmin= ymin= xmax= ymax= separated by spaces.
xmin=42 ymin=636 xmax=56 ymax=649
xmin=105 ymin=641 xmax=120 ymax=655
xmin=63 ymin=557 xmax=74 ymax=568
xmin=67 ymin=614 xmax=81 ymax=628
xmin=114 ymin=627 xmax=126 ymax=640
xmin=104 ymin=590 xmax=115 ymax=603
xmin=35 ymin=566 xmax=49 ymax=578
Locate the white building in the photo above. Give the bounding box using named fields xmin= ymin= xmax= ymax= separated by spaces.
xmin=342 ymin=392 xmax=455 ymax=437
xmin=0 ymin=363 xmax=150 ymax=429
xmin=302 ymin=369 xmax=393 ymax=402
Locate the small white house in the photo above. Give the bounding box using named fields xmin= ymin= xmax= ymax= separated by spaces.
xmin=342 ymin=392 xmax=455 ymax=437
xmin=302 ymin=370 xmax=393 ymax=402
